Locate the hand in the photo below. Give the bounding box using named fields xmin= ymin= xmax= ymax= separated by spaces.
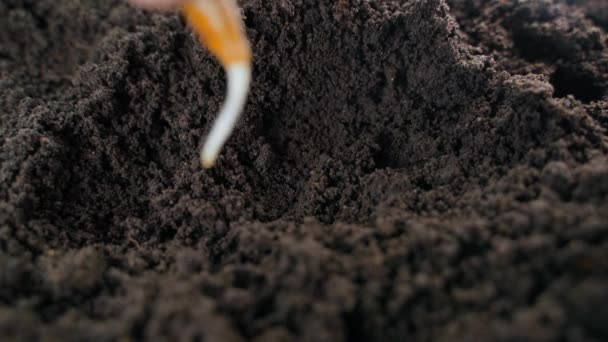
xmin=127 ymin=0 xmax=185 ymax=11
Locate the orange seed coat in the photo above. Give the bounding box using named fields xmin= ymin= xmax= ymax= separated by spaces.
xmin=182 ymin=1 xmax=251 ymax=66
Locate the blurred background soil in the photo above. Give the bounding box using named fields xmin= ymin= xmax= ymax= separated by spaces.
xmin=1 ymin=0 xmax=607 ymax=340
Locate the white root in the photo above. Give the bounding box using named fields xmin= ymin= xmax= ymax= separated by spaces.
xmin=200 ymin=63 xmax=251 ymax=168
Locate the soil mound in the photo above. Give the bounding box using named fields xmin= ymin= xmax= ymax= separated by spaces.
xmin=1 ymin=0 xmax=607 ymax=340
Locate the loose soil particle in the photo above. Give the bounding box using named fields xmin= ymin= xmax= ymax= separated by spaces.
xmin=1 ymin=0 xmax=607 ymax=341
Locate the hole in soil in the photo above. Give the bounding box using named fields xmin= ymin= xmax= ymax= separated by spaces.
xmin=512 ymin=34 xmax=548 ymax=62
xmin=372 ymin=134 xmax=395 ymax=169
xmin=550 ymin=67 xmax=604 ymax=102
xmin=414 ymin=177 xmax=433 ymax=191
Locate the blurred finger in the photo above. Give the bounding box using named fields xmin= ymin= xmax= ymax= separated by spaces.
xmin=127 ymin=0 xmax=184 ymax=11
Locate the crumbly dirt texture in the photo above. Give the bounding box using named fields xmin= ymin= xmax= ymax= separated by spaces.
xmin=1 ymin=0 xmax=607 ymax=340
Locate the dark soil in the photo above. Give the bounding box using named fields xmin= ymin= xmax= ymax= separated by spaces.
xmin=1 ymin=0 xmax=607 ymax=340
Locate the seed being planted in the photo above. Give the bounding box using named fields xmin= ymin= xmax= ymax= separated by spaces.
xmin=129 ymin=0 xmax=252 ymax=168
xmin=182 ymin=0 xmax=251 ymax=168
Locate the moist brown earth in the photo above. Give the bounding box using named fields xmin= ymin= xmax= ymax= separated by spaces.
xmin=1 ymin=0 xmax=607 ymax=340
